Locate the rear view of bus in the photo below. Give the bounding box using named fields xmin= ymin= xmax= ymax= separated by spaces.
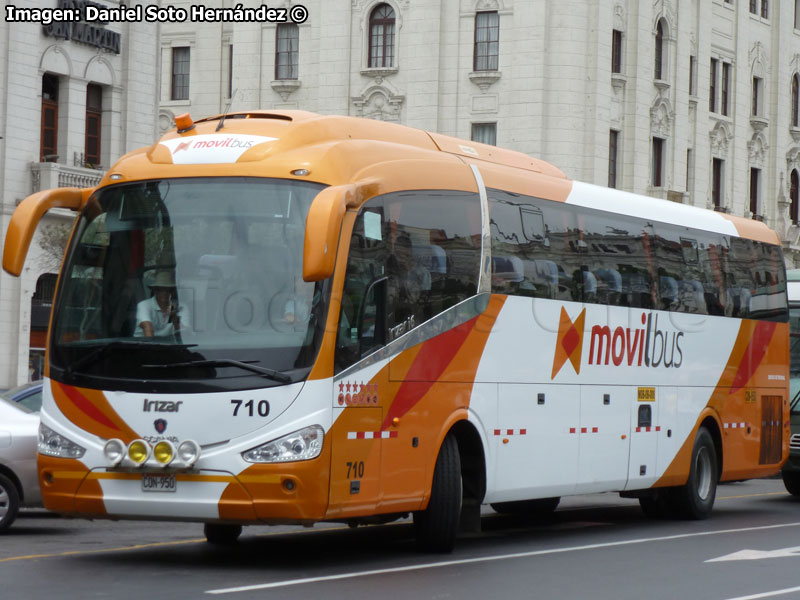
xmin=2 ymin=111 xmax=789 ymax=552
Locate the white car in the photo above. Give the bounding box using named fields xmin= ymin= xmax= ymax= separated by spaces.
xmin=0 ymin=396 xmax=41 ymax=531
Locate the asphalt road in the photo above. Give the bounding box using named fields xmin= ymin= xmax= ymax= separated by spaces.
xmin=3 ymin=478 xmax=800 ymax=600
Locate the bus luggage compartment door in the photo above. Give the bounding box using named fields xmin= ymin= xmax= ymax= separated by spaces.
xmin=493 ymin=384 xmax=579 ymax=499
xmin=576 ymin=385 xmax=631 ymax=493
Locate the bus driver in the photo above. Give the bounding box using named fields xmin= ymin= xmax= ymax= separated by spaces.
xmin=135 ymin=270 xmax=190 ymax=337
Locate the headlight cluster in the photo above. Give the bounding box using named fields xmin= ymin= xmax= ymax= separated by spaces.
xmin=103 ymin=438 xmax=201 ymax=469
xmin=242 ymin=425 xmax=324 ymax=463
xmin=39 ymin=424 xmax=86 ymax=458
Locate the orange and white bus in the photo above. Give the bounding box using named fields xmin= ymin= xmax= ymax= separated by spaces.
xmin=2 ymin=111 xmax=789 ymax=551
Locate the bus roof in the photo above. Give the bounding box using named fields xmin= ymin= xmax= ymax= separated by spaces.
xmin=102 ymin=110 xmax=779 ymax=245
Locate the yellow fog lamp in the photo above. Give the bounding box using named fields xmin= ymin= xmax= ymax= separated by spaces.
xmin=153 ymin=441 xmax=175 ymax=466
xmin=127 ymin=439 xmax=150 ymax=465
xmin=103 ymin=438 xmax=126 ymax=466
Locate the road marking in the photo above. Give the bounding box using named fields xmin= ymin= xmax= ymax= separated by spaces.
xmin=707 ymin=545 xmax=800 ymax=562
xmin=0 ymin=538 xmax=205 ymax=563
xmin=723 ymin=585 xmax=800 ymax=600
xmin=0 ymin=489 xmax=790 ymax=566
xmin=205 ymin=521 xmax=800 ymax=595
xmin=717 ymin=491 xmax=788 ymax=501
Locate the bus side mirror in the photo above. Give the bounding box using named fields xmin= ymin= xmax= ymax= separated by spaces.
xmin=303 ymin=185 xmax=352 ymax=282
xmin=3 ymin=187 xmax=89 ymax=276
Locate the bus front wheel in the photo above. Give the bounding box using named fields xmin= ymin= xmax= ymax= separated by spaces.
xmin=204 ymin=523 xmax=242 ymax=545
xmin=673 ymin=427 xmax=718 ymax=520
xmin=782 ymin=470 xmax=800 ymax=496
xmin=413 ymin=434 xmax=462 ymax=552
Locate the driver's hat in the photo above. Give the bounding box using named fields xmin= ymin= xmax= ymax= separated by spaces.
xmin=149 ymin=270 xmax=177 ymax=289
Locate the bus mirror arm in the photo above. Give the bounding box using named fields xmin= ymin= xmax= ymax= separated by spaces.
xmin=2 ymin=187 xmax=89 ymax=276
xmin=303 ymin=180 xmax=380 ymax=282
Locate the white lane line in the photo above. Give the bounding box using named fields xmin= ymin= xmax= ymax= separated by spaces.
xmin=205 ymin=521 xmax=800 ymax=595
xmin=723 ymin=585 xmax=800 ymax=600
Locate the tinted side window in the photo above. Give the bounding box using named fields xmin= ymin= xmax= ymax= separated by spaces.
xmin=489 ymin=191 xmax=577 ymax=300
xmin=573 ymin=210 xmax=655 ymax=309
xmin=724 ymin=236 xmax=758 ymax=319
xmin=335 ymin=190 xmax=481 ymax=372
xmin=489 ymin=191 xmax=655 ymax=307
xmin=752 ymin=242 xmax=788 ymax=320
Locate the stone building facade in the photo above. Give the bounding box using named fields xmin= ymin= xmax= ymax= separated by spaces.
xmin=159 ymin=0 xmax=800 ymax=264
xmin=0 ymin=1 xmax=160 ymax=387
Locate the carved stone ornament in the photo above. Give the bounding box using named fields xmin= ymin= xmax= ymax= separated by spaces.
xmin=750 ymin=41 xmax=769 ymax=77
xmin=352 ymin=0 xmax=409 ymax=11
xmin=271 ymin=79 xmax=301 ymax=102
xmin=748 ymin=131 xmax=768 ymax=167
xmin=787 ymin=146 xmax=800 ymax=172
xmin=652 ymin=0 xmax=676 ymax=40
xmin=710 ymin=119 xmax=732 ymax=158
xmin=613 ymin=4 xmax=626 ymax=30
xmin=475 ymin=0 xmax=501 ymax=10
xmin=158 ymin=110 xmax=174 ymax=135
xmin=351 ymin=83 xmax=405 ymax=121
xmin=468 ymin=71 xmax=502 ymax=93
xmin=650 ymin=95 xmax=674 ymax=138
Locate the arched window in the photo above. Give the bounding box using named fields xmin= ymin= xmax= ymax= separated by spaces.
xmin=654 ymin=20 xmax=664 ymax=80
xmin=368 ymin=4 xmax=395 ymax=68
xmin=791 ymin=169 xmax=799 ymax=224
xmin=792 ymin=74 xmax=799 ymax=128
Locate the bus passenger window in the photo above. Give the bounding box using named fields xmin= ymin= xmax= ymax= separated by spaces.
xmin=488 ymin=191 xmax=578 ymax=301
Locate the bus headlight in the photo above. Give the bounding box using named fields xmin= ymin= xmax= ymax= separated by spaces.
xmin=242 ymin=425 xmax=324 ymax=463
xmin=39 ymin=424 xmax=86 ymax=459
xmin=177 ymin=440 xmax=200 ymax=467
xmin=103 ymin=439 xmax=126 ymax=466
xmin=127 ymin=439 xmax=150 ymax=465
xmin=153 ymin=441 xmax=175 ymax=466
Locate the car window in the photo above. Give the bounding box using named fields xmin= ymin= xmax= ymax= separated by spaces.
xmin=17 ymin=389 xmax=43 ymax=412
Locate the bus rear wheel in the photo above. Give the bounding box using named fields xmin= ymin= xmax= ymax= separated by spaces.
xmin=413 ymin=434 xmax=461 ymax=552
xmin=672 ymin=427 xmax=718 ymax=520
xmin=490 ymin=497 xmax=560 ymax=516
xmin=782 ymin=471 xmax=800 ymax=496
xmin=204 ymin=523 xmax=242 ymax=545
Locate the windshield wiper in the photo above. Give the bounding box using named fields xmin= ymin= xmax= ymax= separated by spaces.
xmin=142 ymin=359 xmax=292 ymax=383
xmin=64 ymin=341 xmax=197 ymax=378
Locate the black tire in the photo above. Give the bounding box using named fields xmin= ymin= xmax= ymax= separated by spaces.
xmin=782 ymin=470 xmax=800 ymax=496
xmin=638 ymin=491 xmax=674 ymax=519
xmin=204 ymin=523 xmax=242 ymax=545
xmin=0 ymin=473 xmax=20 ymax=532
xmin=672 ymin=427 xmax=718 ymax=520
xmin=490 ymin=497 xmax=560 ymax=515
xmin=413 ymin=434 xmax=462 ymax=552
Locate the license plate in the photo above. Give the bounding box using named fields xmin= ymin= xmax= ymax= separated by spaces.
xmin=142 ymin=473 xmax=177 ymax=492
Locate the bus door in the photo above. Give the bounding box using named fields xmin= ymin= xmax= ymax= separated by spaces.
xmin=576 ymin=386 xmax=631 ymax=493
xmin=625 ymin=385 xmax=663 ymax=489
xmin=494 ymin=383 xmax=580 ymax=498
xmin=328 ymin=371 xmax=384 ymax=516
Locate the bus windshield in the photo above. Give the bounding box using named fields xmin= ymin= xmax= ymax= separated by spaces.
xmin=49 ymin=177 xmax=328 ymax=392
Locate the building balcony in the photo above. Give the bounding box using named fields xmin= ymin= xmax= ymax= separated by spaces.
xmin=30 ymin=161 xmax=104 ymax=195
